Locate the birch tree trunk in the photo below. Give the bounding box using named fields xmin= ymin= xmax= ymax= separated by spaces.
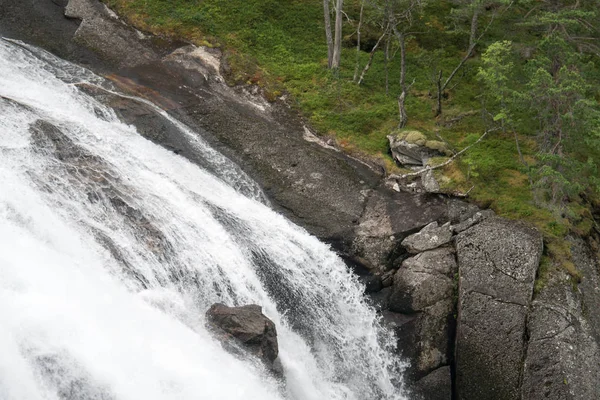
xmin=397 ymin=31 xmax=408 ymax=127
xmin=357 ymin=26 xmax=388 ymax=85
xmin=353 ymin=0 xmax=365 ymax=81
xmin=323 ymin=0 xmax=334 ymax=68
xmin=331 ymin=0 xmax=344 ymax=69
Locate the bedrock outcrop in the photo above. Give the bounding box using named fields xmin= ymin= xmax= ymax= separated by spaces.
xmin=455 ymin=217 xmax=543 ymax=400
xmin=521 ymin=237 xmax=600 ymax=400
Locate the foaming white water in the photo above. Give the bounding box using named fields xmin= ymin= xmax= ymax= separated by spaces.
xmin=0 ymin=39 xmax=406 ymax=400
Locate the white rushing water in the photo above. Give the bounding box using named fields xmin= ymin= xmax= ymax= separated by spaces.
xmin=0 ymin=39 xmax=406 ymax=400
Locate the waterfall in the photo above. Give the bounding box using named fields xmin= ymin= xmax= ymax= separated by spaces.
xmin=0 ymin=38 xmax=406 ymax=400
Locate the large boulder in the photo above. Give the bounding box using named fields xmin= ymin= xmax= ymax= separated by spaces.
xmin=455 ymin=217 xmax=543 ymax=400
xmin=521 ymin=238 xmax=600 ymax=400
xmin=387 ymin=130 xmax=450 ymax=167
xmin=389 ymin=248 xmax=458 ymax=380
xmin=206 ymin=304 xmax=279 ymax=371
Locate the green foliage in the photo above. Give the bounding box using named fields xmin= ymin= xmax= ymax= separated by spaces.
xmin=103 ymin=0 xmax=600 ymax=281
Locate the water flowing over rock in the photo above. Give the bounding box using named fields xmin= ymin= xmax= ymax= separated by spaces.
xmin=206 ymin=304 xmax=279 ymax=372
xmin=0 ymin=38 xmax=405 ymax=400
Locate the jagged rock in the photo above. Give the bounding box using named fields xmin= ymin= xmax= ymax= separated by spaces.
xmin=521 ymin=238 xmax=600 ymax=400
xmin=421 ymin=170 xmax=440 ymax=193
xmin=368 ymin=287 xmax=392 ymax=311
xmin=352 ymin=190 xmax=446 ymax=269
xmin=65 ymin=0 xmax=158 ymax=68
xmin=359 ymin=274 xmax=383 ymax=293
xmin=401 ymin=221 xmax=452 ymax=254
xmin=387 ymin=131 xmax=449 ymax=167
xmin=452 ymin=209 xmax=495 ymax=234
xmin=388 ymin=248 xmax=457 ymax=378
xmin=412 ymin=366 xmax=452 ymax=400
xmin=381 ymin=270 xmax=395 ymax=287
xmin=206 ymin=304 xmax=279 ymax=371
xmin=455 ymin=217 xmax=543 ymax=400
xmin=446 ymin=199 xmax=481 ymax=224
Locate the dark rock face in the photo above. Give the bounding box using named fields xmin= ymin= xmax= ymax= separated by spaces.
xmin=65 ymin=0 xmax=159 ymax=68
xmin=412 ymin=366 xmax=452 ymax=400
xmin=521 ymin=238 xmax=600 ymax=400
xmin=352 ymin=190 xmax=447 ymax=270
xmin=206 ymin=304 xmax=279 ymax=371
xmin=389 ymin=248 xmax=457 ymax=379
xmin=455 ymin=217 xmax=543 ymax=400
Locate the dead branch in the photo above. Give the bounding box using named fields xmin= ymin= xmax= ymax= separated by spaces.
xmin=396 ymin=127 xmax=499 ymax=179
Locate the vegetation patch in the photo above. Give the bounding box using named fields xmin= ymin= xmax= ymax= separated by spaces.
xmin=103 ymin=0 xmax=600 ymax=282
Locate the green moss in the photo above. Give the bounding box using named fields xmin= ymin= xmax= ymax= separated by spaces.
xmin=425 ymin=140 xmax=450 ymax=154
xmin=102 ymin=0 xmax=598 ymax=281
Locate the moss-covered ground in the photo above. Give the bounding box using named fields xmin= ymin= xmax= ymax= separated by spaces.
xmin=103 ymin=0 xmax=598 ymax=283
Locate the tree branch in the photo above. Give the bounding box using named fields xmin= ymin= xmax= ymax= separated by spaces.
xmin=394 ymin=127 xmax=499 ymax=179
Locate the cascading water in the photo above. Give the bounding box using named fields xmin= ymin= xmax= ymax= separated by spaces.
xmin=0 ymin=38 xmax=406 ymax=400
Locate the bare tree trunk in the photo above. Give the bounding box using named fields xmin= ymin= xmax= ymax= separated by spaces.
xmin=323 ymin=0 xmax=334 ymax=68
xmin=357 ymin=26 xmax=388 ymax=85
xmin=469 ymin=6 xmax=480 ymax=51
xmin=353 ymin=0 xmax=365 ymax=81
xmin=435 ymin=69 xmax=443 ymax=117
xmin=434 ymin=43 xmax=473 ymax=116
xmin=398 ymin=31 xmax=408 ymax=127
xmin=331 ymin=0 xmax=344 ymax=69
xmin=398 ymin=91 xmax=408 ymax=128
xmin=384 ymin=29 xmax=391 ymax=95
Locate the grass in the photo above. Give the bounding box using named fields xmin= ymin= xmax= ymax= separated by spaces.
xmin=103 ymin=0 xmax=597 ymax=284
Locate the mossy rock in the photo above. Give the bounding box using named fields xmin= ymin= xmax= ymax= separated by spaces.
xmin=425 ymin=140 xmax=451 ymax=155
xmin=391 ymin=129 xmax=428 ymax=146
xmin=403 ymin=130 xmax=427 ymax=146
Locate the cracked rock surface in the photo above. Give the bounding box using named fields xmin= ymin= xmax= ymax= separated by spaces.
xmin=522 ymin=237 xmax=600 ymax=400
xmin=401 ymin=221 xmax=453 ymax=254
xmin=455 ymin=217 xmax=543 ymax=400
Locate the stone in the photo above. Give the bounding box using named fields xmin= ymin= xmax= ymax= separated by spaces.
xmin=446 ymin=199 xmax=481 ymax=224
xmin=368 ymin=287 xmax=392 ymax=311
xmin=359 ymin=274 xmax=383 ymax=293
xmin=206 ymin=303 xmax=279 ymax=371
xmin=389 ymin=248 xmax=457 ymax=313
xmin=401 ymin=221 xmax=453 ymax=254
xmin=455 ymin=217 xmax=543 ymax=400
xmin=452 ymin=209 xmax=495 ymax=234
xmin=412 ymin=366 xmax=452 ymax=400
xmin=388 ymin=248 xmax=458 ymax=378
xmin=521 ymin=238 xmax=600 ymax=400
xmin=381 ymin=270 xmax=395 ymax=287
xmin=421 ymin=170 xmax=440 ymax=193
xmin=352 ymin=190 xmax=446 ymax=269
xmin=387 ymin=131 xmax=450 ymax=167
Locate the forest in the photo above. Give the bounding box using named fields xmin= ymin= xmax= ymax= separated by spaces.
xmin=104 ymin=0 xmax=600 ymax=283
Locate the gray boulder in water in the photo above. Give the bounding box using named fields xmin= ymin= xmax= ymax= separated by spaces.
xmin=206 ymin=304 xmax=279 ymax=371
